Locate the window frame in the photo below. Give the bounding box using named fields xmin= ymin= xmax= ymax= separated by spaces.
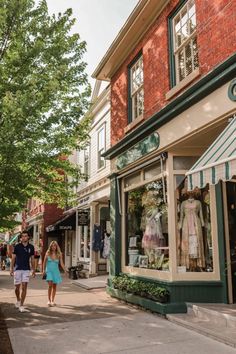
xmin=97 ymin=124 xmax=106 ymax=170
xmin=128 ymin=52 xmax=144 ymax=124
xmin=84 ymin=144 xmax=90 ymax=181
xmin=168 ymin=0 xmax=198 ymax=88
xmin=121 ymin=160 xmax=170 ymax=277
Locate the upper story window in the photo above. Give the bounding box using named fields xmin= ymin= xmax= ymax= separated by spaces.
xmin=84 ymin=145 xmax=90 ymax=180
xmin=171 ymin=0 xmax=199 ymax=85
xmin=98 ymin=125 xmax=105 ymax=170
xmin=129 ymin=55 xmax=144 ymax=122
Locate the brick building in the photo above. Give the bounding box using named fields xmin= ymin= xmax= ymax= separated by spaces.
xmin=93 ymin=0 xmax=236 ymax=313
xmin=23 ymin=199 xmax=64 ymax=261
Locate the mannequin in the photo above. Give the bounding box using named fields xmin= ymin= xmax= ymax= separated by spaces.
xmin=179 ymin=191 xmax=205 ymax=271
xmin=141 ymin=190 xmax=166 ymax=262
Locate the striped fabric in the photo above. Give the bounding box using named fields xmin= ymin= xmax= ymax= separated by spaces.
xmin=187 ymin=117 xmax=236 ymax=190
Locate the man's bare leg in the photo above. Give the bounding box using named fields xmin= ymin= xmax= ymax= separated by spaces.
xmin=20 ymin=283 xmax=28 ymax=306
xmin=15 ymin=284 xmax=21 ymax=302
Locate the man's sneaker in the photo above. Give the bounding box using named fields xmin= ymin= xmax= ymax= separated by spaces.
xmin=47 ymin=301 xmax=52 ymax=307
xmin=15 ymin=301 xmax=20 ymax=309
xmin=19 ymin=306 xmax=27 ymax=313
xmin=51 ymin=302 xmax=56 ymax=307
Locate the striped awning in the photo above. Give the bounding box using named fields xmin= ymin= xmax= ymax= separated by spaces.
xmin=8 ymin=232 xmax=20 ymax=245
xmin=187 ymin=117 xmax=236 ymax=190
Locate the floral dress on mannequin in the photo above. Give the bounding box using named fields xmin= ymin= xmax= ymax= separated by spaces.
xmin=179 ymin=198 xmax=205 ymax=270
xmin=142 ymin=207 xmax=165 ymax=251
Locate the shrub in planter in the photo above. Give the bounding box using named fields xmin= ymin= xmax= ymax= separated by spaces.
xmin=111 ymin=275 xmax=169 ymax=303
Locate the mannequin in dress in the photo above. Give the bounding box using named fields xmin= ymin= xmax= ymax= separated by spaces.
xmin=141 ymin=190 xmax=166 ymax=262
xmin=179 ymin=191 xmax=205 ymax=271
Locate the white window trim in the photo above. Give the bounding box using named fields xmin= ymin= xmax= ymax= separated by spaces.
xmin=130 ymin=56 xmax=144 ymax=121
xmin=97 ymin=124 xmax=106 ymax=171
xmin=84 ymin=145 xmax=90 ymax=180
xmin=172 ymin=0 xmax=198 ymax=85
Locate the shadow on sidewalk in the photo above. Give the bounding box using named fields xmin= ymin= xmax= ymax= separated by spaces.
xmin=1 ymin=301 xmax=136 ymax=330
xmin=0 ymin=307 xmax=13 ymax=354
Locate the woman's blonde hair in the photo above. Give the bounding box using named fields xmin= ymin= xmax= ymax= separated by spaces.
xmin=46 ymin=241 xmax=62 ymax=258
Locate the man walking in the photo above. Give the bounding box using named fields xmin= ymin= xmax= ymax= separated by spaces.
xmin=10 ymin=231 xmax=35 ymax=312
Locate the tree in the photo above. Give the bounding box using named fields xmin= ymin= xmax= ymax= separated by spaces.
xmin=0 ymin=0 xmax=91 ymax=229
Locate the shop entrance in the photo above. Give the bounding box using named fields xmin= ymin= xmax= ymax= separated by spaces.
xmin=225 ymin=181 xmax=236 ymax=302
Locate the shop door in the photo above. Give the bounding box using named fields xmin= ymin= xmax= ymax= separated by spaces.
xmin=67 ymin=233 xmax=73 ymax=267
xmin=225 ymin=181 xmax=236 ymax=302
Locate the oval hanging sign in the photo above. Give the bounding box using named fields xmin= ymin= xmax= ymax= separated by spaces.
xmin=116 ymin=132 xmax=160 ymax=170
xmin=228 ymin=79 xmax=236 ymax=102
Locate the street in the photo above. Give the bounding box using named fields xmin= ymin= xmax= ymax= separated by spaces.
xmin=0 ymin=271 xmax=235 ymax=354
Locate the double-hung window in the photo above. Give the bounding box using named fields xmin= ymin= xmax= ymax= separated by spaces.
xmin=84 ymin=145 xmax=90 ymax=180
xmin=171 ymin=0 xmax=199 ymax=85
xmin=129 ymin=55 xmax=144 ymax=122
xmin=98 ymin=126 xmax=105 ymax=170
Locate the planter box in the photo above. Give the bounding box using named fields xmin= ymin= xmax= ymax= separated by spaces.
xmin=107 ymin=286 xmax=187 ymax=314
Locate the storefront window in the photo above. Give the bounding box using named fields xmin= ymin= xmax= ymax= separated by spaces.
xmin=144 ymin=161 xmax=166 ymax=180
xmin=175 ymin=176 xmax=213 ymax=272
xmin=124 ymin=172 xmax=141 ymax=188
xmin=125 ymin=178 xmax=169 ymax=271
xmin=79 ymin=225 xmax=90 ymax=260
xmin=173 ymin=156 xmax=198 ymax=170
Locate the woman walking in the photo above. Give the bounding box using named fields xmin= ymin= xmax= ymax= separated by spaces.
xmin=42 ymin=241 xmax=67 ymax=307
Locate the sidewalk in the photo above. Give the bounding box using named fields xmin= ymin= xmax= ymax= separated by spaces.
xmin=72 ymin=274 xmax=108 ymax=289
xmin=1 ymin=271 xmax=236 ymax=354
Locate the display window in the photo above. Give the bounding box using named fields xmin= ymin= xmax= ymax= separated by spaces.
xmin=175 ymin=176 xmax=213 ymax=273
xmin=123 ymin=161 xmax=169 ymax=271
xmin=79 ymin=224 xmax=90 ymax=261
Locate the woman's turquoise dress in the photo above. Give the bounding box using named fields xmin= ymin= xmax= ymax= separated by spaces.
xmin=46 ymin=256 xmax=62 ymax=284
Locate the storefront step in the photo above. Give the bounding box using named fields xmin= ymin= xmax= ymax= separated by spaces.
xmin=189 ymin=303 xmax=236 ymax=328
xmin=72 ymin=275 xmax=108 ymax=290
xmin=167 ymin=304 xmax=236 ymax=348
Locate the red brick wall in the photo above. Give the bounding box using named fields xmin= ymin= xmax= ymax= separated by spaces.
xmin=44 ymin=204 xmax=63 ymax=228
xmin=111 ymin=0 xmax=236 ymax=145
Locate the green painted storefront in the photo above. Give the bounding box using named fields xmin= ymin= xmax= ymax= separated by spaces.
xmin=105 ymin=53 xmax=236 ymax=313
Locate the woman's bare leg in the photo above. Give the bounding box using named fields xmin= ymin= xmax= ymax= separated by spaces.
xmin=48 ymin=281 xmax=53 ymax=302
xmin=52 ymin=283 xmax=57 ymax=303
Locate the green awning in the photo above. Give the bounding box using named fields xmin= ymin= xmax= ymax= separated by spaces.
xmin=187 ymin=117 xmax=236 ymax=190
xmin=8 ymin=232 xmax=20 ymax=245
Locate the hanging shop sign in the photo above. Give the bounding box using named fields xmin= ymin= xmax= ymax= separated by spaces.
xmin=78 ymin=196 xmax=90 ymax=206
xmin=78 ymin=211 xmax=89 ymax=226
xmin=59 ymin=225 xmax=73 ymax=230
xmin=116 ymin=132 xmax=160 ymax=170
xmin=228 ymin=78 xmax=236 ymax=101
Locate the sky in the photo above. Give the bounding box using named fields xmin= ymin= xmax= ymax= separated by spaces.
xmin=46 ymin=0 xmax=139 ymax=89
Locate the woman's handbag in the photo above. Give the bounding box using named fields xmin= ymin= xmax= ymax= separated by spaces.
xmin=42 ymin=272 xmax=47 ymax=280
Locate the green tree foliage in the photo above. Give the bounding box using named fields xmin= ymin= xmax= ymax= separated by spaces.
xmin=0 ymin=0 xmax=91 ymax=229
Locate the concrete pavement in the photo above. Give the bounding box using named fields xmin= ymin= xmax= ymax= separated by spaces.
xmin=0 ymin=271 xmax=235 ymax=354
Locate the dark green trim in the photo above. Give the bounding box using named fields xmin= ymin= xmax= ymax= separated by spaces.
xmin=189 ymin=174 xmax=193 ymax=190
xmin=225 ymin=162 xmax=229 ymax=180
xmin=127 ymin=51 xmax=143 ymax=124
xmin=168 ymin=0 xmax=188 ymax=88
xmin=168 ymin=16 xmax=175 ymax=88
xmin=107 ymin=276 xmax=225 ymax=313
xmin=200 ymin=170 xmax=204 ymax=188
xmin=104 ymin=52 xmax=236 ymax=160
xmin=108 ymin=172 xmax=118 ymax=180
xmin=212 ymin=167 xmax=216 ymax=184
xmin=109 ymin=273 xmax=225 ymax=304
xmin=215 ymin=182 xmax=228 ymax=303
xmin=107 ymin=286 xmax=187 ymax=314
xmin=127 ymin=62 xmax=132 ymax=124
xmin=109 ymin=175 xmax=121 ymax=276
